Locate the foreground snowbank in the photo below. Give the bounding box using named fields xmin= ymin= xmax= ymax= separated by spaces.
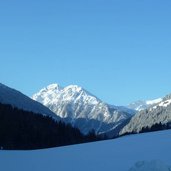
xmin=0 ymin=130 xmax=171 ymax=171
xmin=129 ymin=160 xmax=171 ymax=171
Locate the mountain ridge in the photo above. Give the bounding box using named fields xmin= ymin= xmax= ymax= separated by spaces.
xmin=127 ymin=98 xmax=162 ymax=111
xmin=33 ymin=83 xmax=134 ymax=135
xmin=0 ymin=83 xmax=58 ymax=119
xmin=120 ymin=93 xmax=171 ymax=135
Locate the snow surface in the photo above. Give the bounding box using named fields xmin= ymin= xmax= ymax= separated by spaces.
xmin=146 ymin=98 xmax=163 ymax=105
xmin=158 ymin=99 xmax=171 ymax=108
xmin=0 ymin=130 xmax=171 ymax=171
xmin=128 ymin=160 xmax=171 ymax=171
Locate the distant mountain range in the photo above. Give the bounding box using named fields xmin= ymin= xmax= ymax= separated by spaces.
xmin=32 ymin=84 xmax=135 ymax=136
xmin=127 ymin=98 xmax=162 ymax=111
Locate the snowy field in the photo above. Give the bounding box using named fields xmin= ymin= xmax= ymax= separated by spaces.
xmin=0 ymin=130 xmax=171 ymax=171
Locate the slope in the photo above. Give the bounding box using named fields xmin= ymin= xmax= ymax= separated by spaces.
xmin=0 ymin=130 xmax=171 ymax=171
xmin=0 ymin=83 xmax=57 ymax=118
xmin=120 ymin=94 xmax=171 ymax=135
xmin=0 ymin=102 xmax=99 ymax=150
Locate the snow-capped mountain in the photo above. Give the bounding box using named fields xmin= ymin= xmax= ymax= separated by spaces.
xmin=0 ymin=83 xmax=58 ymax=119
xmin=120 ymin=94 xmax=171 ymax=135
xmin=33 ymin=83 xmax=134 ymax=135
xmin=128 ymin=98 xmax=162 ymax=111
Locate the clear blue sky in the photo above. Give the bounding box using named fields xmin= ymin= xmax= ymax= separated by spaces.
xmin=0 ymin=0 xmax=171 ymax=105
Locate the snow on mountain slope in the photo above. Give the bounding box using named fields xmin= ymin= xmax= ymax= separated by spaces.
xmin=32 ymin=83 xmax=134 ymax=135
xmin=1 ymin=129 xmax=171 ymax=171
xmin=128 ymin=98 xmax=162 ymax=111
xmin=0 ymin=83 xmax=58 ymax=118
xmin=120 ymin=94 xmax=171 ymax=135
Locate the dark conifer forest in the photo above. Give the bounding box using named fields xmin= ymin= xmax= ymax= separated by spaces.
xmin=0 ymin=103 xmax=99 ymax=150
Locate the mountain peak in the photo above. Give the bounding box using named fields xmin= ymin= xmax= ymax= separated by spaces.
xmin=46 ymin=83 xmax=62 ymax=91
xmin=64 ymin=85 xmax=83 ymax=91
xmin=32 ymin=83 xmax=133 ymax=135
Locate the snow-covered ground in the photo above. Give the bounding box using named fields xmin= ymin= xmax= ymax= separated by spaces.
xmin=0 ymin=130 xmax=171 ymax=171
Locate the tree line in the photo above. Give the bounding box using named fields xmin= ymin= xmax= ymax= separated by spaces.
xmin=0 ymin=103 xmax=100 ymax=150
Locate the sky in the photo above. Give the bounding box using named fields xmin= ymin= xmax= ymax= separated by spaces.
xmin=0 ymin=0 xmax=171 ymax=105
